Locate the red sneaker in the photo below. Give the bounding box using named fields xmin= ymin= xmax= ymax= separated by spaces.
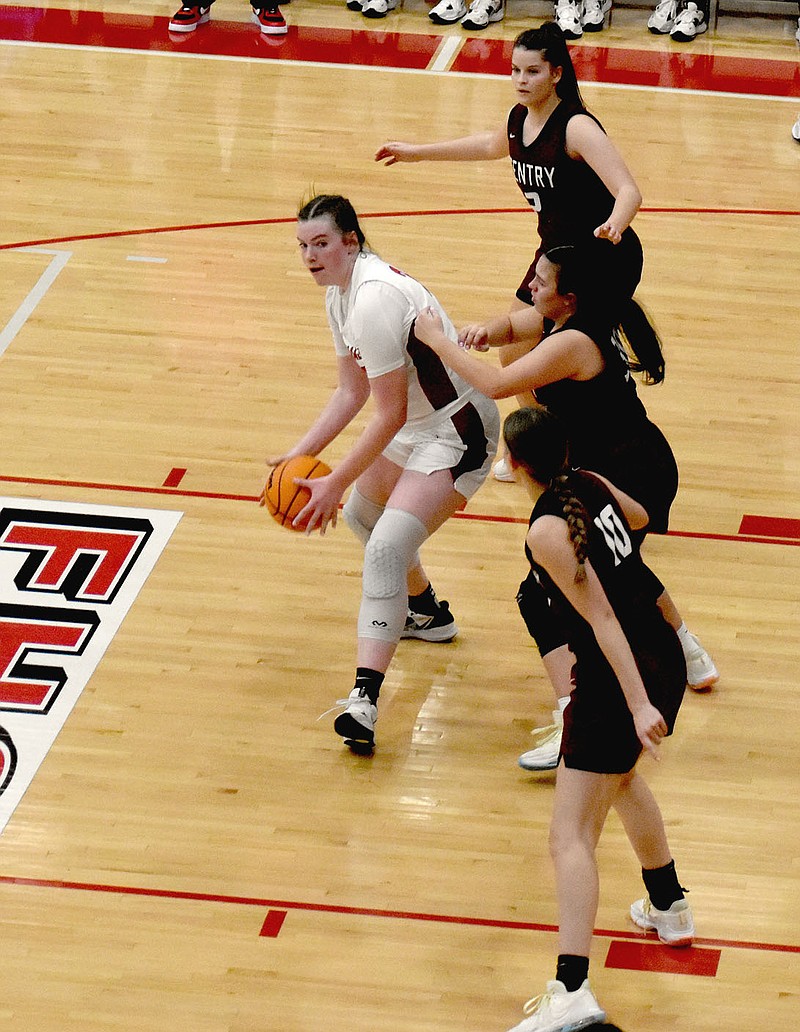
xmin=251 ymin=5 xmax=289 ymax=33
xmin=168 ymin=4 xmax=213 ymax=32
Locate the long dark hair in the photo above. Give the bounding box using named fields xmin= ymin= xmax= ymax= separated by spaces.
xmin=297 ymin=194 xmax=369 ymax=250
xmin=503 ymin=406 xmax=590 ymax=582
xmin=512 ymin=22 xmax=585 ymax=107
xmin=543 ymin=245 xmax=666 ymax=385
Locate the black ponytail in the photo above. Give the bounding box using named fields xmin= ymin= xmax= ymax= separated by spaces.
xmin=543 ymin=245 xmax=666 ymax=385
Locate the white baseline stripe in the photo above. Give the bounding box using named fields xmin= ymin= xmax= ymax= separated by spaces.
xmin=126 ymin=255 xmax=168 ymax=263
xmin=430 ymin=35 xmax=462 ymax=74
xmin=0 ymin=39 xmax=796 ymax=103
xmin=0 ymin=248 xmax=72 ymax=358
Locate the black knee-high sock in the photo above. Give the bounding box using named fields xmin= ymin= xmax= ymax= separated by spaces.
xmin=355 ymin=667 xmax=384 ymax=705
xmin=555 ymin=954 xmax=589 ymax=992
xmin=642 ymin=859 xmax=686 ymax=912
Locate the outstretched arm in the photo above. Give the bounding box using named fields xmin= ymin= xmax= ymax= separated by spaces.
xmin=459 ymin=306 xmax=544 ymax=351
xmin=375 ymin=126 xmax=508 ymax=165
xmin=414 ymin=308 xmax=601 ymax=400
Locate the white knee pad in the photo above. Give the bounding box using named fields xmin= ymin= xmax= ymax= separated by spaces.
xmin=358 ymin=508 xmax=430 ymax=643
xmin=342 ymin=487 xmax=385 ymax=545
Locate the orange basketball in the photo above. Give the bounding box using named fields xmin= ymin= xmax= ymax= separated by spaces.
xmin=263 ymin=455 xmax=332 ymax=531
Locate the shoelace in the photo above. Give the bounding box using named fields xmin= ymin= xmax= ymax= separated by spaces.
xmin=316 ymin=689 xmax=371 ymax=722
xmin=316 ymin=698 xmax=355 ymax=721
xmin=521 ymin=986 xmax=556 ymax=1018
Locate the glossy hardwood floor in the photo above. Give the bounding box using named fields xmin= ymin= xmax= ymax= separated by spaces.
xmin=0 ymin=3 xmax=798 ymax=1030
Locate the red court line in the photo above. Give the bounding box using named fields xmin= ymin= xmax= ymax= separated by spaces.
xmin=605 ymin=940 xmax=722 ymax=977
xmin=2 ymin=205 xmax=798 ymax=253
xmin=1 ymin=472 xmax=798 ymax=548
xmin=162 ymin=467 xmax=187 ymax=488
xmin=739 ymin=514 xmax=800 ymax=539
xmin=0 ymin=473 xmax=257 ymax=503
xmin=1 ymin=874 xmax=798 ymax=955
xmin=1 ymin=6 xmax=797 ymax=96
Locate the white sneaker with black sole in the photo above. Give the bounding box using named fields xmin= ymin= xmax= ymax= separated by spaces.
xmin=647 ymin=0 xmax=677 ymax=32
xmin=554 ymin=0 xmax=583 ymax=37
xmin=429 ymin=0 xmax=468 ymax=21
xmin=331 ymin=686 xmax=378 ymax=750
xmin=361 ymin=0 xmax=397 ymax=17
xmin=581 ymin=0 xmax=611 ymax=32
xmin=460 ymin=0 xmax=505 ymax=29
xmin=670 ymin=1 xmax=707 ymax=40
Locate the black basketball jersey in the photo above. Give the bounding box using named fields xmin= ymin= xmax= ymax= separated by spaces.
xmin=507 ymin=100 xmax=639 ymax=254
xmin=525 ymin=470 xmax=684 ymax=704
xmin=524 ymin=471 xmax=685 ymax=772
xmin=534 ymin=315 xmax=678 ymax=533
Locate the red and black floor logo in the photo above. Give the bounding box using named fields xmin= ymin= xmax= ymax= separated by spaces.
xmin=0 ymin=498 xmax=181 ymax=832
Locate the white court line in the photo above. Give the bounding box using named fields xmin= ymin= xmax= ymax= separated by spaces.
xmin=0 ymin=39 xmax=796 ymax=103
xmin=429 ymin=35 xmax=463 ymax=74
xmin=0 ymin=248 xmax=72 ymax=358
xmin=126 ymin=255 xmax=168 ymax=263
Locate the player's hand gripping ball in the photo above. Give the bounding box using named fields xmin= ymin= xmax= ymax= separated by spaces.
xmin=262 ymin=455 xmax=332 ymax=531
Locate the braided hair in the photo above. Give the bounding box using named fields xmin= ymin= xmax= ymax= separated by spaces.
xmin=503 ymin=406 xmax=591 ymax=583
xmin=550 ymin=473 xmax=590 ymax=583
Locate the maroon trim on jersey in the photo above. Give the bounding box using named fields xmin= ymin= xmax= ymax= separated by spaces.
xmin=450 ymin=402 xmax=490 ymax=479
xmin=407 ymin=322 xmax=460 ymax=412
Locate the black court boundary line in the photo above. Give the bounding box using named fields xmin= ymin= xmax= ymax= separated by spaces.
xmin=0 ymin=874 xmax=798 ymax=955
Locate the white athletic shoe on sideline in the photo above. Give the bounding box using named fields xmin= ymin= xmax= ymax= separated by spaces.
xmin=647 ymin=0 xmax=677 ymax=32
xmin=553 ymin=0 xmax=583 ymax=38
xmin=429 ymin=0 xmax=467 ymax=22
xmin=461 ymin=0 xmax=505 ymax=28
xmin=630 ymin=897 xmax=695 ymax=947
xmin=360 ymin=0 xmax=397 ymax=17
xmin=518 ymin=709 xmax=563 ymax=771
xmin=581 ymin=0 xmax=611 ymax=31
xmin=505 ymin=979 xmax=606 ymax=1032
xmin=792 ymin=112 xmax=800 ymax=141
xmin=670 ymin=0 xmax=707 ymax=40
xmin=493 ymin=456 xmax=516 ymax=483
xmin=682 ymin=631 xmax=719 ymax=690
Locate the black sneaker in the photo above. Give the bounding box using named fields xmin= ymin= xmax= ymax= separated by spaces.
xmin=401 ymin=600 xmax=458 ymax=642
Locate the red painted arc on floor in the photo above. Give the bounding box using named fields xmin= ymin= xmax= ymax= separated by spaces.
xmin=0 ymin=5 xmax=798 ymax=96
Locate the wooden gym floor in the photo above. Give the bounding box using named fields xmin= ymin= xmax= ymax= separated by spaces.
xmin=0 ymin=2 xmax=798 ymax=1030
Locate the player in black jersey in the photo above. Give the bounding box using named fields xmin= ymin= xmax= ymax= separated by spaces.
xmin=499 ymin=406 xmax=694 ymax=1032
xmin=375 ymin=23 xmax=648 ymax=436
xmin=415 ymin=244 xmax=718 ymax=769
